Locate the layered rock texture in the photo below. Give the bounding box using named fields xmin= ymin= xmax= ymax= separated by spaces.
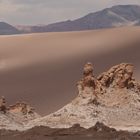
xmin=28 ymin=63 xmax=140 ymax=131
xmin=0 ymin=97 xmax=40 ymax=130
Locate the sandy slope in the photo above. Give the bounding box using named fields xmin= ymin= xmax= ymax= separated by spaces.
xmin=0 ymin=27 xmax=140 ymax=115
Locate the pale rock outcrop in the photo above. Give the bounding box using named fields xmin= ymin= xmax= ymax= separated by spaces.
xmin=8 ymin=102 xmax=40 ymax=124
xmin=0 ymin=98 xmax=40 ymax=130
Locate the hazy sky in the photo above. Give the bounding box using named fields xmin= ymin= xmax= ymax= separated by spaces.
xmin=0 ymin=0 xmax=140 ymax=25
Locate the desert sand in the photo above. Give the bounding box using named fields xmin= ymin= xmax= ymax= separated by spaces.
xmin=0 ymin=26 xmax=140 ymax=115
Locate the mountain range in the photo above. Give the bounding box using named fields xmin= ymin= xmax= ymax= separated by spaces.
xmin=0 ymin=4 xmax=140 ymax=35
xmin=21 ymin=4 xmax=140 ymax=33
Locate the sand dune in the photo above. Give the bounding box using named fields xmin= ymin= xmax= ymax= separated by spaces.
xmin=0 ymin=27 xmax=140 ymax=115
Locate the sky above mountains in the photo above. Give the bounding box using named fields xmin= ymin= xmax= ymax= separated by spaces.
xmin=0 ymin=0 xmax=140 ymax=25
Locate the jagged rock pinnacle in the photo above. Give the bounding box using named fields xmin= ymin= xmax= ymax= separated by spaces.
xmin=77 ymin=63 xmax=97 ymax=100
xmin=83 ymin=62 xmax=94 ymax=76
xmin=78 ymin=63 xmax=96 ymax=88
xmin=82 ymin=63 xmax=96 ymax=88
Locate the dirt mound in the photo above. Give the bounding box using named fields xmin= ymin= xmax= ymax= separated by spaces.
xmin=0 ymin=122 xmax=140 ymax=140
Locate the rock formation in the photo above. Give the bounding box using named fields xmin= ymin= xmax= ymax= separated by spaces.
xmin=0 ymin=98 xmax=40 ymax=130
xmin=77 ymin=63 xmax=140 ymax=102
xmin=1 ymin=62 xmax=140 ymax=131
xmin=78 ymin=63 xmax=96 ymax=89
xmin=27 ymin=62 xmax=140 ymax=131
xmin=77 ymin=62 xmax=97 ymax=99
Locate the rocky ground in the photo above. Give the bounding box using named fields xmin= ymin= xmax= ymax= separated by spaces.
xmin=1 ymin=122 xmax=140 ymax=140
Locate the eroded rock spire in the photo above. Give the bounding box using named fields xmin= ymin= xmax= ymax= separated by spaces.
xmin=77 ymin=63 xmax=97 ymax=97
xmin=82 ymin=62 xmax=96 ymax=88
